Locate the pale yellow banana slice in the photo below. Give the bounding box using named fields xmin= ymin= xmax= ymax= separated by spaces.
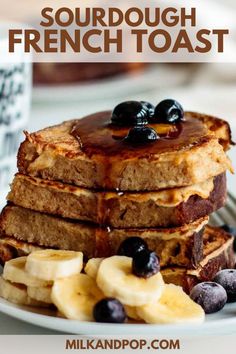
xmin=27 ymin=286 xmax=52 ymax=304
xmin=137 ymin=284 xmax=205 ymax=324
xmin=51 ymin=274 xmax=102 ymax=320
xmin=3 ymin=257 xmax=51 ymax=287
xmin=84 ymin=258 xmax=104 ymax=279
xmin=25 ymin=250 xmax=83 ymax=281
xmin=97 ymin=256 xmax=164 ymax=306
xmin=0 ymin=277 xmax=48 ymax=307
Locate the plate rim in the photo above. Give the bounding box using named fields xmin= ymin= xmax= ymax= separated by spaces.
xmin=1 ymin=298 xmax=236 ymax=336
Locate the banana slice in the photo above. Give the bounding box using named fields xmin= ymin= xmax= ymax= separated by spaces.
xmin=27 ymin=286 xmax=52 ymax=304
xmin=25 ymin=250 xmax=83 ymax=281
xmin=97 ymin=256 xmax=164 ymax=306
xmin=137 ymin=284 xmax=205 ymax=324
xmin=84 ymin=258 xmax=104 ymax=279
xmin=0 ymin=277 xmax=48 ymax=307
xmin=124 ymin=306 xmax=142 ymax=321
xmin=51 ymin=274 xmax=102 ymax=320
xmin=3 ymin=257 xmax=51 ymax=287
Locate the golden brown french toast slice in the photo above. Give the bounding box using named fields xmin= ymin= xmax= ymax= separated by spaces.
xmin=0 ymin=224 xmax=233 ymax=292
xmin=0 ymin=205 xmax=208 ymax=268
xmin=0 ymin=237 xmax=43 ymax=265
xmin=17 ymin=111 xmax=233 ymax=191
xmin=162 ymin=226 xmax=235 ymax=293
xmin=8 ymin=173 xmax=226 ymax=228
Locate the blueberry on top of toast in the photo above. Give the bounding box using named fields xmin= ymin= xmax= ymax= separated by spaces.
xmin=125 ymin=126 xmax=159 ymax=144
xmin=111 ymin=101 xmax=149 ymax=126
xmin=154 ymin=99 xmax=184 ymax=124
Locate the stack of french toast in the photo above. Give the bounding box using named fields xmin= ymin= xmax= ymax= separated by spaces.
xmin=0 ymin=99 xmax=235 ymax=293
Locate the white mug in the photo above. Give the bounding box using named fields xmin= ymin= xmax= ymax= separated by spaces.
xmin=0 ymin=23 xmax=32 ymax=210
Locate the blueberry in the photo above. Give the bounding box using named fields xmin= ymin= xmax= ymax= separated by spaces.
xmin=132 ymin=250 xmax=160 ymax=278
xmin=111 ymin=101 xmax=148 ymax=126
xmin=154 ymin=99 xmax=184 ymax=124
xmin=220 ymin=225 xmax=236 ymax=251
xmin=117 ymin=237 xmax=148 ymax=258
xmin=214 ymin=269 xmax=236 ymax=302
xmin=125 ymin=126 xmax=159 ymax=144
xmin=190 ymin=282 xmax=227 ymax=314
xmin=93 ymin=298 xmax=126 ymax=323
xmin=141 ymin=101 xmax=155 ymax=120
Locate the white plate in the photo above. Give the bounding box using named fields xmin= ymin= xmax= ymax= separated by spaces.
xmin=1 ymin=297 xmax=236 ymax=335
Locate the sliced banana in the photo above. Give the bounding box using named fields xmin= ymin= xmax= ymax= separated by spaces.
xmin=25 ymin=250 xmax=83 ymax=281
xmin=3 ymin=257 xmax=51 ymax=287
xmin=137 ymin=284 xmax=205 ymax=324
xmin=27 ymin=286 xmax=52 ymax=304
xmin=0 ymin=277 xmax=48 ymax=307
xmin=84 ymin=258 xmax=104 ymax=279
xmin=125 ymin=305 xmax=142 ymax=321
xmin=51 ymin=274 xmax=102 ymax=321
xmin=97 ymin=256 xmax=164 ymax=306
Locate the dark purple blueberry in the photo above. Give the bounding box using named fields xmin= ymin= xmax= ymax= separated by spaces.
xmin=190 ymin=282 xmax=227 ymax=314
xmin=154 ymin=99 xmax=184 ymax=124
xmin=214 ymin=269 xmax=236 ymax=302
xmin=93 ymin=298 xmax=126 ymax=323
xmin=220 ymin=225 xmax=236 ymax=251
xmin=125 ymin=126 xmax=159 ymax=144
xmin=117 ymin=237 xmax=148 ymax=258
xmin=141 ymin=101 xmax=155 ymax=120
xmin=111 ymin=101 xmax=148 ymax=126
xmin=132 ymin=250 xmax=160 ymax=278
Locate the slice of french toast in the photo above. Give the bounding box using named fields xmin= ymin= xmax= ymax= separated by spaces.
xmin=8 ymin=173 xmax=226 ymax=228
xmin=0 ymin=237 xmax=43 ymax=266
xmin=0 ymin=226 xmax=233 ymax=294
xmin=17 ymin=111 xmax=233 ymax=191
xmin=0 ymin=205 xmax=208 ymax=268
xmin=162 ymin=226 xmax=235 ymax=293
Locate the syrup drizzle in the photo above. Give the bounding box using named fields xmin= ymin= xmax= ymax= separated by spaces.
xmin=71 ymin=111 xmax=208 ymax=159
xmin=71 ymin=110 xmax=209 ymax=190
